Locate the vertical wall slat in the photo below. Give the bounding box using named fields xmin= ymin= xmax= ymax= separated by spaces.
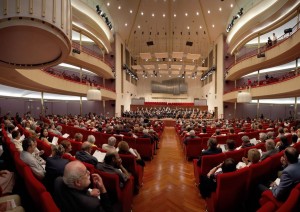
xmin=3 ymin=0 xmax=8 ymax=15
xmin=29 ymin=0 xmax=33 ymax=14
xmin=42 ymin=0 xmax=46 ymax=17
xmin=61 ymin=0 xmax=64 ymax=28
xmin=52 ymin=0 xmax=56 ymax=23
xmin=16 ymin=0 xmax=20 ymax=13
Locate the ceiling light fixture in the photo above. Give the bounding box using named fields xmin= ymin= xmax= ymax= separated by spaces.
xmin=185 ymin=13 xmax=188 ymax=16
xmin=130 ymin=10 xmax=132 ymax=13
xmin=174 ymin=14 xmax=176 ymax=17
xmin=138 ymin=25 xmax=141 ymax=29
xmin=125 ymin=23 xmax=128 ymax=26
xmin=107 ymin=2 xmax=110 ymax=6
xmin=196 ymin=12 xmax=199 ymax=15
xmin=212 ymin=24 xmax=215 ymax=28
xmin=219 ymin=7 xmax=222 ymax=11
xmin=163 ymin=14 xmax=165 ymax=17
xmin=118 ymin=6 xmax=121 ymax=10
xmin=141 ymin=12 xmax=144 ymax=15
xmin=152 ymin=13 xmax=155 ymax=17
xmin=208 ymin=10 xmax=210 ymax=14
xmin=230 ymin=4 xmax=233 ymax=8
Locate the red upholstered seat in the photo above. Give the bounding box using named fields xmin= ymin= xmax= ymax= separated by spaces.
xmin=185 ymin=138 xmax=202 ymax=160
xmin=206 ymin=167 xmax=250 ymax=212
xmin=224 ymin=149 xmax=245 ymax=163
xmin=40 ymin=192 xmax=60 ymax=212
xmin=135 ymin=138 xmax=154 ymax=160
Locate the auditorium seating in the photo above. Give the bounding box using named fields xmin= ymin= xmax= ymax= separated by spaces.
xmin=184 ymin=138 xmax=202 ymax=160
xmin=206 ymin=167 xmax=250 ymax=212
xmin=258 ymin=183 xmax=300 ymax=212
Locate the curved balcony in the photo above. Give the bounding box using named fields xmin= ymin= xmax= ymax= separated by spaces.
xmin=227 ymin=0 xmax=300 ymax=54
xmin=226 ymin=23 xmax=300 ymax=81
xmin=71 ymin=0 xmax=113 ymax=53
xmin=223 ymin=74 xmax=300 ymax=102
xmin=0 ymin=67 xmax=116 ymax=100
xmin=65 ymin=42 xmax=114 ymax=79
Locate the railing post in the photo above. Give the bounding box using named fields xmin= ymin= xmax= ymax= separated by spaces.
xmin=257 ymin=33 xmax=261 ymax=54
xmin=294 ymin=97 xmax=298 ymax=120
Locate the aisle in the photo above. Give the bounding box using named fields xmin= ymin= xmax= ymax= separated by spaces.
xmin=132 ymin=127 xmax=206 ymax=212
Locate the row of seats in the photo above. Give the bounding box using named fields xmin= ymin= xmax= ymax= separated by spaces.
xmin=198 ymin=142 xmax=300 ymax=212
xmin=1 ymin=125 xmax=59 ymax=212
xmin=20 ymin=125 xmax=142 ymax=212
xmin=258 ymin=182 xmax=300 ymax=212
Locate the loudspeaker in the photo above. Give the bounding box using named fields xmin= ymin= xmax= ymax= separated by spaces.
xmin=284 ymin=28 xmax=292 ymax=34
xmin=186 ymin=41 xmax=193 ymax=46
xmin=146 ymin=41 xmax=154 ymax=46
xmin=257 ymin=53 xmax=265 ymax=58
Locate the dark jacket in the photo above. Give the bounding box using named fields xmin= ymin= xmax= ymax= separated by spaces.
xmin=75 ymin=150 xmax=98 ymax=166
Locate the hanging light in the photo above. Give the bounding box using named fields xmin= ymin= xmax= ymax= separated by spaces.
xmin=237 ymin=91 xmax=252 ymax=103
xmin=87 ymin=88 xmax=102 ymax=101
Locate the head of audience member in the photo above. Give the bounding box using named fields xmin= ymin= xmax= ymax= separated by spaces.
xmin=291 ymin=134 xmax=298 ymax=144
xmin=118 ymin=141 xmax=130 ymax=154
xmin=22 ymin=137 xmax=36 ymax=153
xmin=81 ymin=142 xmax=93 ymax=154
xmin=142 ymin=129 xmax=149 ymax=135
xmin=61 ymin=140 xmax=72 ymax=154
xmin=267 ymin=131 xmax=275 ymax=139
xmin=241 ymin=136 xmax=250 ymax=144
xmin=74 ymin=133 xmax=83 ymax=142
xmin=226 ymin=139 xmax=236 ymax=151
xmin=107 ymin=136 xmax=117 ymax=147
xmin=258 ymin=124 xmax=263 ymax=130
xmin=104 ymin=152 xmax=122 ymax=168
xmin=259 ymin=133 xmax=267 ymax=143
xmin=52 ymin=144 xmax=65 ymax=157
xmin=207 ymin=138 xmax=218 ymax=150
xmin=87 ymin=135 xmax=96 ymax=145
xmin=56 ymin=125 xmax=62 ymax=133
xmin=247 ymin=148 xmax=261 ymax=164
xmin=106 ymin=126 xmax=114 ymax=134
xmin=49 ymin=123 xmax=56 ymax=130
xmin=229 ymin=127 xmax=235 ymax=134
xmin=280 ymin=136 xmax=289 ymax=147
xmin=39 ymin=128 xmax=48 ymax=139
xmin=222 ymin=158 xmax=237 ymax=173
xmin=265 ymin=139 xmax=276 ymax=151
xmin=278 ymin=127 xmax=284 ymax=136
xmin=63 ymin=161 xmax=90 ymax=190
xmin=215 ymin=129 xmax=221 ymax=136
xmin=189 ymin=130 xmax=196 ymax=137
xmin=284 ymin=147 xmax=299 ymax=164
xmin=12 ymin=130 xmax=21 ymax=140
xmin=202 ymin=128 xmax=207 ymax=133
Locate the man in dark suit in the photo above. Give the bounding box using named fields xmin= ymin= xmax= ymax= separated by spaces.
xmin=54 ymin=161 xmax=113 ymax=212
xmin=270 ymin=147 xmax=300 ymax=200
xmin=44 ymin=144 xmax=69 ymax=193
xmin=75 ymin=142 xmax=98 ymax=166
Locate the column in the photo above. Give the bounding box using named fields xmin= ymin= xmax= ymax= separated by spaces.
xmin=79 ymin=32 xmax=82 ymax=52
xmin=294 ymin=97 xmax=298 ymax=120
xmin=41 ymin=92 xmax=45 ymax=116
xmin=257 ymin=34 xmax=261 ymax=54
xmin=296 ymin=58 xmax=299 ymax=75
xmin=103 ymin=100 xmax=106 ymax=115
xmin=80 ymin=67 xmax=82 ymax=83
xmin=257 ymin=70 xmax=260 ymax=86
xmin=80 ymin=96 xmax=82 ymax=116
xmin=256 ymin=99 xmax=260 ymax=119
xmin=234 ymin=101 xmax=237 ymax=119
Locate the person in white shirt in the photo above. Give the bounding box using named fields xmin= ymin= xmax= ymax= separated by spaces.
xmin=102 ymin=136 xmax=117 ymax=153
xmin=11 ymin=130 xmax=24 ymax=152
xmin=20 ymin=138 xmax=46 ymax=180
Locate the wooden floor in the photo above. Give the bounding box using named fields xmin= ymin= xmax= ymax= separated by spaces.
xmin=132 ymin=127 xmax=206 ymax=212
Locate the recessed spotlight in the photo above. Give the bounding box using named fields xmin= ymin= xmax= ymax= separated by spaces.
xmin=138 ymin=25 xmax=140 ymax=29
xmin=163 ymin=14 xmax=165 ymax=17
xmin=141 ymin=12 xmax=144 ymax=15
xmin=230 ymin=4 xmax=233 ymax=8
xmin=187 ymin=26 xmax=190 ymax=30
xmin=196 ymin=12 xmax=199 ymax=16
xmin=107 ymin=2 xmax=110 ymax=6
xmin=200 ymin=26 xmax=202 ymax=29
xmin=125 ymin=23 xmax=128 ymax=26
xmin=212 ymin=24 xmax=215 ymax=28
xmin=208 ymin=10 xmax=210 ymax=14
xmin=118 ymin=6 xmax=121 ymax=10
xmin=152 ymin=13 xmax=155 ymax=17
xmin=130 ymin=10 xmax=133 ymax=13
xmin=185 ymin=13 xmax=188 ymax=16
xmin=174 ymin=14 xmax=176 ymax=17
xmin=219 ymin=7 xmax=222 ymax=11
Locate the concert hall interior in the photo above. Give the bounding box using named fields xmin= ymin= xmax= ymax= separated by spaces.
xmin=0 ymin=0 xmax=300 ymax=211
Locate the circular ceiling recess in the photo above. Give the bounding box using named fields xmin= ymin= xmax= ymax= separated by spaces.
xmin=0 ymin=0 xmax=72 ymax=69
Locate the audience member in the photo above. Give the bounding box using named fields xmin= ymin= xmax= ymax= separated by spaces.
xmin=54 ymin=161 xmax=113 ymax=212
xmin=87 ymin=135 xmax=97 ymax=147
xmin=276 ymin=136 xmax=289 ymax=151
xmin=183 ymin=130 xmax=199 ymax=145
xmin=199 ymin=158 xmax=237 ymax=198
xmin=44 ymin=145 xmax=69 ymax=193
xmin=74 ymin=133 xmax=83 ymax=142
xmin=96 ymin=152 xmax=131 ymax=188
xmin=241 ymin=148 xmax=261 ymax=167
xmin=197 ymin=138 xmax=222 ymax=166
xmin=239 ymin=136 xmax=254 ymax=149
xmin=260 ymin=139 xmax=278 ymax=161
xmin=118 ymin=141 xmax=145 ymax=167
xmin=264 ymin=147 xmax=300 ymax=201
xmin=60 ymin=140 xmax=73 ymax=156
xmin=11 ymin=130 xmax=23 ymax=152
xmin=20 ymin=138 xmax=45 ymax=180
xmin=39 ymin=128 xmax=52 ymax=145
xmin=102 ymin=136 xmax=117 ymax=153
xmin=75 ymin=142 xmax=98 ymax=166
xmin=225 ymin=139 xmax=236 ymax=152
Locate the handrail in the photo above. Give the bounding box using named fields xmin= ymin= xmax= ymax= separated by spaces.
xmin=227 ymin=20 xmax=300 ymax=71
xmin=41 ymin=68 xmax=116 ymax=92
xmin=72 ymin=42 xmax=114 ymax=68
xmin=224 ymin=73 xmax=300 ymax=95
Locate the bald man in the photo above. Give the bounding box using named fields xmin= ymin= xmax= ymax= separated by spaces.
xmin=54 ymin=161 xmax=113 ymax=212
